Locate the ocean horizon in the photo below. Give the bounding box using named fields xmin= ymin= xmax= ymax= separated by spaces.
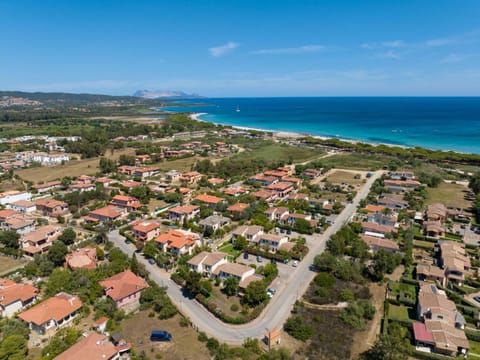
xmin=161 ymin=97 xmax=480 ymax=154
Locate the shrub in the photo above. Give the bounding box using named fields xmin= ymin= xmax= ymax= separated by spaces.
xmin=230 ymin=304 xmax=239 ymax=312
xmin=284 ymin=315 xmax=314 ymax=341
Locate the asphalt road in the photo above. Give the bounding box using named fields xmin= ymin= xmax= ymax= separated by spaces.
xmin=109 ymin=170 xmax=384 ymax=344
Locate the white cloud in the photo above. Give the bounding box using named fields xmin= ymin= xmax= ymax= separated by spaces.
xmin=208 ymin=41 xmax=239 ymax=57
xmin=381 ymin=40 xmax=406 ymax=48
xmin=440 ymin=54 xmax=468 ymax=63
xmin=19 ymin=79 xmax=134 ymax=92
xmin=251 ymin=45 xmax=325 ymax=55
xmin=375 ymin=50 xmax=400 ymax=59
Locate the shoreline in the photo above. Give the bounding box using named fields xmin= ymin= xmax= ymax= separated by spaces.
xmin=188 ymin=112 xmax=412 ymax=150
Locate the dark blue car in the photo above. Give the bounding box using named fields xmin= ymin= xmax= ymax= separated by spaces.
xmin=150 ymin=330 xmax=172 ymax=342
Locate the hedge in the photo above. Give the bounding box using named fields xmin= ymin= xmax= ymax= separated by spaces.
xmin=412 ymin=350 xmax=459 ymax=360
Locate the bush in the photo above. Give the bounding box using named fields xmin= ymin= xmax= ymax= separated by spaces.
xmin=230 ymin=303 xmax=239 ymax=312
xmin=198 ymin=332 xmax=209 ymax=342
xmin=284 ymin=315 xmax=314 ymax=341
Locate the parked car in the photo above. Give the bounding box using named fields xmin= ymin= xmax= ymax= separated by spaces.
xmin=292 ymin=260 xmax=298 ymax=267
xmin=257 ymin=255 xmax=263 ymax=263
xmin=125 ymin=239 xmax=132 ymax=244
xmin=243 ymin=252 xmax=249 ymax=260
xmin=287 ymin=229 xmax=292 ymax=235
xmin=148 ymin=258 xmax=156 ymax=265
xmin=283 ymin=258 xmax=289 ymax=264
xmin=150 ymin=330 xmax=172 ymax=342
xmin=267 ymin=288 xmax=276 ymax=295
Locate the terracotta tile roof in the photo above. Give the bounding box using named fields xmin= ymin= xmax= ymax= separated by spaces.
xmin=99 ymin=270 xmax=148 ymax=301
xmin=207 ymin=178 xmax=225 ymax=185
xmin=32 ymin=180 xmax=61 ymax=189
xmin=364 ymin=204 xmax=385 ymax=213
xmin=361 ymin=234 xmax=399 ymax=251
xmin=194 ymin=194 xmax=224 ymax=204
xmin=0 ymin=209 xmax=17 ymax=219
xmin=413 ymin=322 xmax=435 ymax=344
xmin=36 ymin=198 xmax=68 ymax=209
xmin=227 ymin=203 xmax=250 ymax=212
xmin=264 ymin=207 xmax=289 ymax=215
xmin=65 ymin=247 xmax=97 ymax=270
xmin=132 ymin=220 xmax=160 ymax=233
xmin=92 ymin=316 xmax=109 ymax=327
xmin=90 ymin=206 xmax=123 ymax=219
xmin=21 ymin=225 xmax=60 ymax=244
xmin=156 ymin=229 xmax=200 ymax=250
xmin=18 ymin=292 xmax=82 ymax=326
xmin=214 ymin=262 xmax=254 ymax=278
xmin=169 ymin=205 xmax=199 ymax=215
xmin=361 ymin=222 xmax=397 ymax=234
xmin=11 ymin=200 xmax=36 ymax=208
xmin=0 ymin=278 xmax=38 ymax=307
xmin=54 ymin=332 xmax=118 ymax=360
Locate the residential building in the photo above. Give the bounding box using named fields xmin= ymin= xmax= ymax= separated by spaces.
xmin=1 ymin=213 xmax=36 ymax=235
xmin=224 ymin=186 xmax=249 ymax=197
xmin=8 ymin=200 xmax=36 ymax=213
xmin=18 ymin=292 xmax=82 ymax=334
xmin=194 ymin=194 xmax=225 ymax=207
xmin=0 ymin=190 xmax=32 ymax=205
xmin=99 ymin=270 xmax=148 ymax=310
xmin=390 ymin=171 xmax=415 ymax=180
xmin=377 ymin=195 xmax=409 ymax=211
xmin=257 ymin=234 xmax=288 ymax=249
xmin=110 ymin=195 xmax=142 ymax=211
xmin=134 ymin=167 xmax=159 ymax=179
xmin=168 ymin=205 xmax=199 ymax=223
xmin=227 ymin=202 xmax=250 ymax=214
xmin=0 ymin=278 xmax=38 ymax=318
xmin=54 ymin=332 xmax=119 ymax=360
xmin=267 ymin=182 xmax=294 ymax=198
xmin=166 ymin=169 xmax=182 ymax=182
xmin=132 ymin=220 xmax=161 ymax=241
xmin=198 ymin=215 xmax=231 ymax=232
xmin=414 ymin=283 xmax=469 ymax=357
xmin=384 ymin=179 xmax=421 ymax=192
xmin=179 ymin=171 xmax=203 ymax=184
xmin=31 ymin=180 xmax=62 ymax=194
xmin=249 ymin=174 xmax=278 ymax=186
xmin=85 ymin=206 xmax=126 ymax=223
xmin=187 ymin=251 xmax=228 ymax=276
xmin=232 ymin=225 xmax=264 ymax=244
xmin=361 ymin=234 xmax=399 ymax=253
xmin=69 ymin=182 xmax=96 ymax=192
xmin=251 ymin=189 xmax=277 ymax=203
xmin=214 ymin=263 xmax=255 ymax=283
xmin=416 ymin=263 xmax=446 ymax=287
xmin=438 ymin=241 xmax=470 ymax=286
xmin=155 ymin=229 xmax=201 ymax=256
xmin=36 ymin=198 xmax=69 ymax=217
xmin=65 ymin=246 xmax=97 ymax=270
xmin=361 ymin=222 xmax=397 ymax=237
xmin=264 ymin=207 xmax=289 ymax=222
xmin=302 ymin=168 xmax=322 ymax=179
xmin=20 ymin=225 xmax=61 ymax=257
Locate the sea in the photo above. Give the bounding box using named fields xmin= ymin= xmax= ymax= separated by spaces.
xmin=160 ymin=97 xmax=480 ymax=154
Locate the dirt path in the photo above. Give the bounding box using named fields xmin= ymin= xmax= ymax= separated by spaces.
xmin=350 ymin=282 xmax=387 ymax=359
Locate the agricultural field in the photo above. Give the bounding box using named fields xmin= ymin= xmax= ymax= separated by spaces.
xmin=426 ymin=181 xmax=472 ymax=209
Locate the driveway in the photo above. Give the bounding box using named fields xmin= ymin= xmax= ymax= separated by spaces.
xmin=109 ymin=170 xmax=384 ymax=344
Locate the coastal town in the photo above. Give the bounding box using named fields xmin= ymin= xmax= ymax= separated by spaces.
xmin=0 ymin=93 xmax=479 ymax=360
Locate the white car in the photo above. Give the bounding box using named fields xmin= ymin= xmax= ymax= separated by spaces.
xmin=292 ymin=260 xmax=298 ymax=267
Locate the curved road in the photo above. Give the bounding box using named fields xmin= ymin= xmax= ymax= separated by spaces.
xmin=109 ymin=170 xmax=383 ymax=344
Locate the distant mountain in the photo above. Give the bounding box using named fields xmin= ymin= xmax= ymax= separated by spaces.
xmin=133 ymin=89 xmax=203 ymax=99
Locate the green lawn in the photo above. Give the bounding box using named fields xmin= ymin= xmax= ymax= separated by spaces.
xmin=389 ymin=282 xmax=417 ymax=303
xmin=218 ymin=242 xmax=241 ymax=260
xmin=321 ymin=153 xmax=390 ymax=170
xmin=470 ymin=340 xmax=480 ymax=355
xmin=413 ymin=240 xmax=435 ymax=249
xmin=388 ymin=304 xmax=411 ymax=320
xmin=426 ymin=182 xmax=472 ymax=210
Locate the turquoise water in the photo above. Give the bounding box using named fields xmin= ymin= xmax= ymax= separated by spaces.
xmin=161 ymin=97 xmax=480 ymax=154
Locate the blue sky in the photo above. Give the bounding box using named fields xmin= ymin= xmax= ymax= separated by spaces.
xmin=1 ymin=0 xmax=480 ymax=96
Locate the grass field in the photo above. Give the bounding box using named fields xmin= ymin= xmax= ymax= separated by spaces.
xmin=326 ymin=170 xmax=366 ymax=186
xmin=121 ymin=311 xmax=211 ymax=360
xmin=154 ymin=156 xmax=201 ymax=172
xmin=426 ymin=181 xmax=472 ymax=209
xmin=413 ymin=240 xmax=435 ymax=249
xmin=321 ymin=153 xmax=390 ymax=170
xmin=0 ymin=254 xmax=25 ymax=275
xmin=388 ymin=304 xmax=411 ymax=320
xmin=217 ymin=242 xmax=241 ymax=260
xmin=469 ymin=340 xmax=480 ymax=355
xmin=233 ymin=142 xmax=322 ymax=164
xmin=210 ymin=286 xmax=242 ymax=318
xmin=15 ymin=148 xmax=136 ymax=182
